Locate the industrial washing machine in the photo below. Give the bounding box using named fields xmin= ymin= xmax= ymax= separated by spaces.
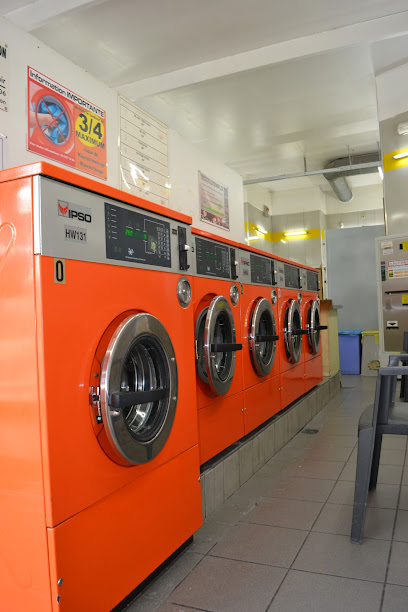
xmin=239 ymin=246 xmax=281 ymax=434
xmin=277 ymin=260 xmax=306 ymax=408
xmin=0 ymin=163 xmax=202 ymax=612
xmin=300 ymin=267 xmax=326 ymax=392
xmin=191 ymin=228 xmax=244 ymax=465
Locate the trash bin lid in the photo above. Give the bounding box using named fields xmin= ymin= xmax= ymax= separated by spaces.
xmin=338 ymin=330 xmax=362 ymax=335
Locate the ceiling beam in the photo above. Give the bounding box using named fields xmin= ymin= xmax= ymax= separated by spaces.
xmin=243 ymin=161 xmax=380 ymax=185
xmin=3 ymin=0 xmax=106 ymax=31
xmin=118 ymin=11 xmax=408 ymax=100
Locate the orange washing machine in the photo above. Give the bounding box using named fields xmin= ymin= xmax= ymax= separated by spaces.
xmin=300 ymin=266 xmax=326 ymax=392
xmin=238 ymin=246 xmax=281 ymax=434
xmin=191 ymin=228 xmax=244 ymax=465
xmin=277 ymin=259 xmax=306 ymax=409
xmin=0 ymin=163 xmax=202 ymax=612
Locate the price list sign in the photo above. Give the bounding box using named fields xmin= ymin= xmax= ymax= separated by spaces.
xmin=27 ymin=67 xmax=107 ymax=179
xmin=119 ymin=96 xmax=169 ymax=207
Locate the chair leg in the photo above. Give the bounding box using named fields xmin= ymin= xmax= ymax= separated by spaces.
xmin=351 ymin=428 xmax=374 ymax=544
xmin=369 ymin=433 xmax=382 ymax=491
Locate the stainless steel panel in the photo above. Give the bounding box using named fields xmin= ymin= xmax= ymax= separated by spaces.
xmin=36 ymin=176 xmax=192 ymax=274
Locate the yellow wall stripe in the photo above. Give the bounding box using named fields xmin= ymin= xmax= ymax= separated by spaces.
xmin=245 ymin=222 xmax=324 ymax=243
xmin=384 ymin=148 xmax=408 ymax=173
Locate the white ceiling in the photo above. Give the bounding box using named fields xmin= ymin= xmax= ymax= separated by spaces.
xmin=3 ymin=0 xmax=408 ymax=199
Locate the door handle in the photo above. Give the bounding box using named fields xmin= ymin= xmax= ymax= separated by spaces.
xmin=255 ymin=334 xmax=279 ymax=342
xmin=210 ymin=343 xmax=243 ymax=352
xmin=110 ymin=388 xmax=169 ymax=409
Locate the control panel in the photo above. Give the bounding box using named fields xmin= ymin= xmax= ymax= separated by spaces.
xmin=34 ymin=176 xmax=192 ymax=274
xmin=250 ymin=254 xmax=272 ymax=285
xmin=105 ymin=203 xmax=171 ymax=268
xmin=376 ymin=234 xmax=408 ymax=352
xmin=306 ymin=270 xmax=319 ymax=292
xmin=280 ymin=263 xmax=301 ymax=289
xmin=194 ymin=237 xmax=232 ymax=279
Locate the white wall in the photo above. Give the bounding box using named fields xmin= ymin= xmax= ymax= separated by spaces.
xmin=376 ymin=62 xmax=408 ymax=123
xmin=0 ymin=17 xmax=120 ymax=187
xmin=168 ymin=129 xmax=245 ymax=241
xmin=243 ymin=183 xmax=272 ymax=211
xmin=0 ymin=17 xmax=245 ymax=232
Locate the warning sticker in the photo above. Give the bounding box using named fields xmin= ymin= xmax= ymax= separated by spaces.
xmin=381 ymin=240 xmax=393 ymax=249
xmin=403 ymin=242 xmax=408 ymax=251
xmin=402 ymin=295 xmax=408 ymax=305
xmin=388 ymin=260 xmax=408 ymax=279
xmin=383 ymin=248 xmax=394 ymax=255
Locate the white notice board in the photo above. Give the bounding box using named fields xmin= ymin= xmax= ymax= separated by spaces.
xmin=119 ymin=96 xmax=169 ymax=207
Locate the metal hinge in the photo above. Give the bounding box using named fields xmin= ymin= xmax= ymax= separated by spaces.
xmin=90 ymin=386 xmax=102 ymax=424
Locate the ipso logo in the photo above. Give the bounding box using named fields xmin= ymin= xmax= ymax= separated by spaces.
xmin=58 ymin=200 xmax=92 ymax=223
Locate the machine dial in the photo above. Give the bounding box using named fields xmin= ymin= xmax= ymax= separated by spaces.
xmin=230 ymin=283 xmax=239 ymax=306
xmin=176 ymin=276 xmax=192 ymax=308
xmin=271 ymin=289 xmax=277 ymax=305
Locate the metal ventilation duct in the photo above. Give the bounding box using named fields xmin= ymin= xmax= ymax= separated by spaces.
xmin=323 ymin=153 xmax=381 ymax=203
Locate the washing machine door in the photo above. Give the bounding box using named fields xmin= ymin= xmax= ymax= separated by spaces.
xmin=249 ymin=298 xmax=278 ymax=377
xmin=309 ymin=300 xmax=321 ymax=355
xmin=284 ymin=300 xmax=303 ymax=364
xmin=99 ymin=313 xmax=178 ymax=465
xmin=195 ymin=295 xmax=242 ymax=395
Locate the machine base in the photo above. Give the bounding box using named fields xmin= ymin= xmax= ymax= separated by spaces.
xmin=280 ymin=364 xmax=305 ymax=409
xmin=243 ymin=376 xmax=281 ymax=436
xmin=47 ymin=445 xmax=202 ymax=612
xmin=304 ymin=354 xmax=323 ymax=393
xmin=198 ymin=392 xmax=244 ymax=465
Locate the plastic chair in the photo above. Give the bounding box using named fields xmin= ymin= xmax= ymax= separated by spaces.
xmin=350 ymin=354 xmax=408 ymax=544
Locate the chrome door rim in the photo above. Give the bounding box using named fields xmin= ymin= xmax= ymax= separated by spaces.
xmin=310 ymin=300 xmax=321 ymax=354
xmin=285 ymin=300 xmax=302 ymax=363
xmin=204 ymin=295 xmax=236 ymax=395
xmin=100 ymin=313 xmax=177 ymax=465
xmin=249 ymin=298 xmax=276 ymax=377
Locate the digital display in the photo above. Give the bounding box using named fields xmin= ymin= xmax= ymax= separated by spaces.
xmin=250 ymin=254 xmax=272 ymax=285
xmin=105 ymin=203 xmax=171 ymax=268
xmin=284 ymin=263 xmax=300 ymax=289
xmin=195 ymin=237 xmax=230 ymax=278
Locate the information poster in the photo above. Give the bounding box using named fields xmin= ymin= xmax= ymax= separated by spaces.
xmin=0 ymin=43 xmax=8 ymax=112
xmin=199 ymin=171 xmax=229 ymax=231
xmin=27 ymin=67 xmax=107 ymax=179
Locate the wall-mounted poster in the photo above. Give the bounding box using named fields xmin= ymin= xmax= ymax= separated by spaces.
xmin=27 ymin=67 xmax=107 ymax=179
xmin=199 ymin=171 xmax=229 ymax=231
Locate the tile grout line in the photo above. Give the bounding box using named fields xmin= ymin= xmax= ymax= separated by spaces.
xmin=378 ymin=439 xmax=408 ymax=612
xmin=261 ymin=398 xmax=343 ymax=610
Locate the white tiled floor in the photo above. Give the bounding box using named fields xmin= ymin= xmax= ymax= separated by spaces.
xmin=123 ymin=376 xmax=408 ymax=612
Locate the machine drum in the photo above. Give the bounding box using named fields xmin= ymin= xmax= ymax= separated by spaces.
xmin=195 ymin=296 xmax=241 ymax=396
xmin=249 ymin=298 xmax=277 ymax=377
xmin=284 ymin=300 xmax=302 ymax=364
xmin=98 ymin=313 xmax=178 ymax=466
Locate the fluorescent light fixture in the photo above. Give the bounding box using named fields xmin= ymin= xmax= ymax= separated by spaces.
xmin=398 ymin=122 xmax=408 ymax=135
xmin=281 ymin=239 xmax=286 ymax=244
xmin=165 ymin=182 xmax=171 ymax=189
xmin=392 ymin=151 xmax=408 ymax=160
xmin=378 ymin=167 xmax=384 ymax=181
xmin=246 ymin=235 xmax=259 ymax=241
xmin=256 ymin=226 xmax=267 ymax=235
xmin=284 ymin=230 xmax=307 ymax=237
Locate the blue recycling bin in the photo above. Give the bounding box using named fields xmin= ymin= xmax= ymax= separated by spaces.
xmin=338 ymin=330 xmax=362 ymax=374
